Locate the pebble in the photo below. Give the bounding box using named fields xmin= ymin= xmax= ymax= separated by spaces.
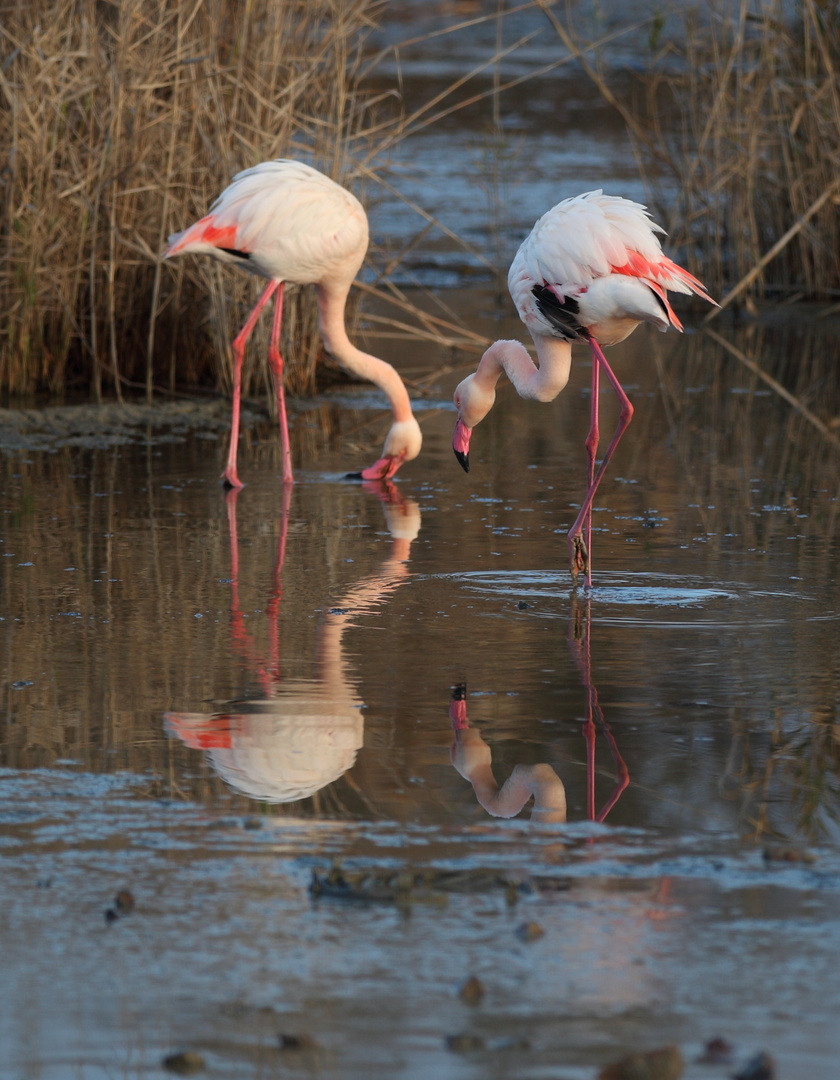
xmin=278 ymin=1033 xmax=317 ymax=1050
xmin=162 ymin=1050 xmax=206 ymax=1075
xmin=597 ymin=1044 xmax=683 ymax=1080
xmin=734 ymin=1050 xmax=776 ymax=1080
xmin=458 ymin=975 xmax=485 ymax=1005
xmin=515 ymin=920 xmax=545 ymax=942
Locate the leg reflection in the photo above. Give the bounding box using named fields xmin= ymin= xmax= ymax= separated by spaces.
xmin=569 ymin=594 xmax=630 ymax=823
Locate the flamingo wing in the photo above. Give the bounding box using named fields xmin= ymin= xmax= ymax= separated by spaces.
xmin=164 ymin=159 xmax=368 ymax=284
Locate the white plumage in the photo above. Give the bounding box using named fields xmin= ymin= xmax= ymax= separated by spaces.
xmin=508 ymin=190 xmax=714 ymax=346
xmin=452 ymin=190 xmax=717 ymax=586
xmin=164 ymin=159 xmax=421 ymax=488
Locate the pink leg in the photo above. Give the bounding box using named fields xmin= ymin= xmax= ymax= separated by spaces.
xmin=267 ymin=283 xmax=294 ymax=485
xmin=568 ymin=339 xmax=634 ymax=586
xmin=223 ymin=280 xmax=280 ymax=489
xmin=579 ymin=353 xmax=601 ymax=586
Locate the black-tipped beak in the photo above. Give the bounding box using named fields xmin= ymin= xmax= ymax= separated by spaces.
xmin=452 ymin=418 xmax=472 ymax=474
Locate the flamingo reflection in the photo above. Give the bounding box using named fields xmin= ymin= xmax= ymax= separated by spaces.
xmin=165 ymin=482 xmax=420 ymax=804
xmin=449 ymin=684 xmax=568 ymax=824
xmin=450 ymin=597 xmax=628 ymax=824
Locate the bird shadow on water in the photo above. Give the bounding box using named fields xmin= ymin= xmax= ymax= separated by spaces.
xmin=165 ymin=481 xmax=421 ymax=806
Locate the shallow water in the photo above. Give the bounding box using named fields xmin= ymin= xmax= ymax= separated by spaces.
xmin=2 ymin=308 xmax=840 ymax=1077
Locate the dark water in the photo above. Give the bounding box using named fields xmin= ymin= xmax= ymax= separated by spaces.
xmin=2 ymin=306 xmax=840 ymax=1078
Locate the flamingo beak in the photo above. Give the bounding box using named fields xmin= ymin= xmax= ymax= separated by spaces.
xmin=449 ymin=682 xmax=469 ymax=730
xmin=452 ymin=419 xmax=472 ymax=473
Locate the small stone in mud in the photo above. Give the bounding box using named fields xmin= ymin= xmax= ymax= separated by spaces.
xmin=762 ymin=846 xmax=815 ymax=864
xmin=733 ymin=1050 xmax=776 ymax=1080
xmin=697 ymin=1036 xmax=734 ymax=1064
xmin=115 ymin=889 xmax=134 ymax=914
xmin=458 ymin=975 xmax=485 ymax=1005
xmin=446 ymin=1033 xmax=485 ymax=1053
xmin=278 ymin=1033 xmax=317 ymax=1050
xmin=515 ymin=920 xmax=545 ymax=942
xmin=517 ymin=601 xmax=530 ymax=609
xmin=162 ymin=1050 xmax=206 ymax=1074
xmin=243 ymin=816 xmax=263 ymax=830
xmin=597 ymin=1044 xmax=683 ymax=1080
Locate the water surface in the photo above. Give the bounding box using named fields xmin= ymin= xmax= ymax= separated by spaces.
xmin=2 ymin=310 xmax=839 ymax=1078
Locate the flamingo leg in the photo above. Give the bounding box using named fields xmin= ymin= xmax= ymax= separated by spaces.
xmin=223 ymin=280 xmax=280 ymax=489
xmin=267 ymin=282 xmax=294 ymax=485
xmin=575 ymin=351 xmax=601 ymax=586
xmin=568 ymin=339 xmax=634 ymax=586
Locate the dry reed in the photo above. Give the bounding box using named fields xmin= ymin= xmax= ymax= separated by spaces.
xmin=637 ymin=0 xmax=840 ymax=302
xmin=4 ymin=0 xmax=839 ymax=402
xmin=0 ymin=0 xmax=403 ymax=401
xmin=543 ymin=0 xmax=840 ymax=302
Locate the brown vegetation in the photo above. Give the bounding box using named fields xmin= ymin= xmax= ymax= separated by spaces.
xmin=633 ymin=0 xmax=840 ymax=303
xmin=1 ymin=0 xmax=839 ymax=400
xmin=0 ymin=0 xmax=403 ymax=401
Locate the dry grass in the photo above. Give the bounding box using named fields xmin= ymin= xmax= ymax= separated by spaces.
xmin=542 ymin=0 xmax=840 ymax=303
xmin=636 ymin=0 xmax=840 ymax=302
xmin=0 ymin=0 xmax=399 ymax=401
xmin=3 ymin=0 xmax=840 ymax=402
xmin=0 ymin=0 xmax=574 ymax=403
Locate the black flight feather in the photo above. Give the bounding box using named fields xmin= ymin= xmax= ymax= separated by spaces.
xmin=531 ymin=284 xmax=586 ymax=342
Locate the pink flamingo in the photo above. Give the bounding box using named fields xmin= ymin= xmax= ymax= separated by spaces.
xmin=452 ymin=191 xmax=716 ymax=585
xmin=164 ymin=159 xmax=422 ymax=489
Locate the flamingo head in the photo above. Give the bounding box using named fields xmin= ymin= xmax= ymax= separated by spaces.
xmin=359 ymin=417 xmax=423 ymax=482
xmin=452 ymin=373 xmax=495 ymax=473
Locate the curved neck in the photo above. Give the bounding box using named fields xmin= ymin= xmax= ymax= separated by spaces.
xmin=317 ymin=284 xmax=413 ymax=423
xmin=468 ymin=762 xmax=567 ymax=823
xmin=474 ymin=336 xmax=572 ymax=403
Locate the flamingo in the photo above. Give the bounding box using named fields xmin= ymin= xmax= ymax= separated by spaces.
xmin=452 ymin=191 xmax=716 ymax=585
xmin=164 ymin=159 xmax=422 ymax=489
